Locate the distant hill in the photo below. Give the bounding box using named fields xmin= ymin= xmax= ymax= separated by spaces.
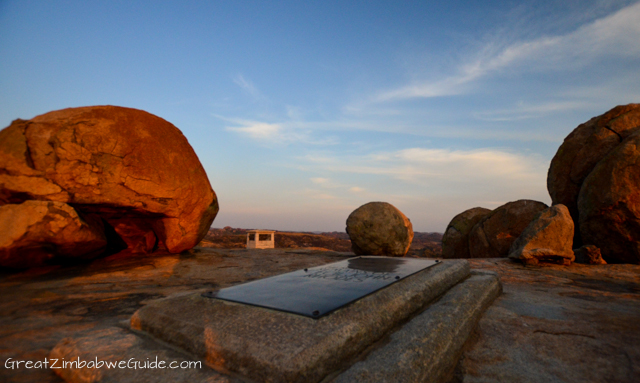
xmin=199 ymin=226 xmax=442 ymax=257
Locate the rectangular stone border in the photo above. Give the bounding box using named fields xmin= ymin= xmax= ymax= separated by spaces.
xmin=332 ymin=270 xmax=502 ymax=383
xmin=131 ymin=260 xmax=470 ymax=383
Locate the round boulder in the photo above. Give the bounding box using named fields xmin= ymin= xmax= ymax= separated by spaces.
xmin=578 ymin=130 xmax=640 ymax=264
xmin=547 ymin=104 xmax=640 ymax=246
xmin=468 ymin=200 xmax=548 ymax=258
xmin=0 ymin=106 xmax=219 ymax=256
xmin=442 ymin=207 xmax=492 ymax=258
xmin=345 ymin=202 xmax=413 ymax=257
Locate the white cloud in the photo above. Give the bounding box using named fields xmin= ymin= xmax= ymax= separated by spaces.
xmin=216 ymin=114 xmax=342 ymax=145
xmin=349 ymin=186 xmax=365 ymax=193
xmin=373 ymin=2 xmax=640 ymax=102
xmin=311 ymin=177 xmax=330 ymax=185
xmin=227 ymin=121 xmax=283 ymax=140
xmin=302 ymin=146 xmax=549 ymax=197
xmin=394 ymin=148 xmax=546 ymax=181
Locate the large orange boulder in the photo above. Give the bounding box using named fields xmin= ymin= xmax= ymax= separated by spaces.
xmin=442 ymin=207 xmax=492 ymax=258
xmin=0 ymin=106 xmax=218 ymax=262
xmin=468 ymin=200 xmax=548 ymax=258
xmin=508 ymin=204 xmax=575 ymax=265
xmin=346 ymin=202 xmax=413 ymax=257
xmin=577 ymin=130 xmax=640 ymax=264
xmin=547 ymin=104 xmax=640 ymax=246
xmin=0 ymin=200 xmax=107 ymax=268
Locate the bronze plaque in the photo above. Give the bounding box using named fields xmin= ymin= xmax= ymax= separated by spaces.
xmin=202 ymin=256 xmax=439 ymax=318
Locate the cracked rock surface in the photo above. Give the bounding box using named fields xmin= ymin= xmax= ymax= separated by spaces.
xmin=0 ymin=106 xmax=218 ymax=267
xmin=456 ymin=258 xmax=640 ymax=383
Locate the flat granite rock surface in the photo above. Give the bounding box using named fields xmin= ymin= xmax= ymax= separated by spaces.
xmin=458 ymin=258 xmax=640 ymax=383
xmin=1 ymin=249 xmax=639 ymax=382
xmin=0 ymin=248 xmax=352 ymax=383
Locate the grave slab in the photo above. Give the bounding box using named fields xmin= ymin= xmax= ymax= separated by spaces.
xmin=130 ymin=259 xmax=470 ymax=383
xmin=206 ymin=256 xmax=439 ymax=318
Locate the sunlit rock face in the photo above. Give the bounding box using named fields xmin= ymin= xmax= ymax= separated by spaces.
xmin=346 ymin=201 xmax=413 ymax=257
xmin=547 ymin=104 xmax=640 ymax=248
xmin=468 ymin=200 xmax=548 ymax=259
xmin=508 ymin=204 xmax=575 ymax=266
xmin=0 ymin=106 xmax=219 ymax=267
xmin=442 ymin=207 xmax=492 ymax=259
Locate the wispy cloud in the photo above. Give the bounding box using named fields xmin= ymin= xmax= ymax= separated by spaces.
xmin=310 ymin=177 xmax=330 ymax=186
xmin=216 ymin=114 xmax=340 ymax=145
xmin=303 ymin=147 xmax=549 ymax=190
xmin=228 ymin=121 xmax=283 ymax=140
xmin=474 ymin=100 xmax=594 ymax=121
xmin=233 ymin=74 xmax=261 ymax=98
xmin=373 ymin=1 xmax=640 ymax=103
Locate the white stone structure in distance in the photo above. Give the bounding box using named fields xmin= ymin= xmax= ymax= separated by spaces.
xmin=246 ymin=230 xmax=276 ymax=249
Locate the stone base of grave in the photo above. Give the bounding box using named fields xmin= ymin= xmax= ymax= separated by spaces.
xmin=49 ymin=259 xmax=501 ymax=383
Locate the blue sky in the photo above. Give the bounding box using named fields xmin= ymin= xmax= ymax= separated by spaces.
xmin=1 ymin=0 xmax=639 ymax=232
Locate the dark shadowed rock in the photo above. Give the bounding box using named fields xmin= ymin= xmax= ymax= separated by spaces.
xmin=468 ymin=200 xmax=548 ymax=258
xmin=442 ymin=207 xmax=492 ymax=259
xmin=547 ymin=104 xmax=640 ymax=246
xmin=346 ymin=202 xmax=413 ymax=257
xmin=0 ymin=106 xmax=218 ymax=258
xmin=578 ymin=129 xmax=640 ymax=264
xmin=0 ymin=200 xmax=106 ymax=268
xmin=574 ymin=245 xmax=607 ymax=265
xmin=508 ymin=204 xmax=575 ymax=266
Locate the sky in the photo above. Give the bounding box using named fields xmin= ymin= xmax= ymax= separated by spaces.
xmin=1 ymin=0 xmax=639 ymax=232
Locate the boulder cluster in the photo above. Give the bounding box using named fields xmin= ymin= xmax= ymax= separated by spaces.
xmin=0 ymin=106 xmax=219 ymax=268
xmin=443 ymin=104 xmax=640 ymax=265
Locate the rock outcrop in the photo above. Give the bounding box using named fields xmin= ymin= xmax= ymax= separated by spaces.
xmin=547 ymin=104 xmax=640 ymax=248
xmin=468 ymin=200 xmax=548 ymax=258
xmin=346 ymin=202 xmax=413 ymax=257
xmin=0 ymin=200 xmax=107 ymax=268
xmin=0 ymin=106 xmax=219 ymax=267
xmin=508 ymin=204 xmax=575 ymax=265
xmin=577 ymin=129 xmax=640 ymax=264
xmin=573 ymin=245 xmax=607 ymax=265
xmin=442 ymin=207 xmax=492 ymax=258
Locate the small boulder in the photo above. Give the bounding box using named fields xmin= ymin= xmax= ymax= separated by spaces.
xmin=469 ymin=200 xmax=548 ymax=258
xmin=578 ymin=129 xmax=640 ymax=264
xmin=508 ymin=204 xmax=575 ymax=266
xmin=547 ymin=104 xmax=640 ymax=246
xmin=0 ymin=106 xmax=219 ymax=256
xmin=346 ymin=202 xmax=413 ymax=257
xmin=442 ymin=207 xmax=492 ymax=258
xmin=0 ymin=200 xmax=107 ymax=268
xmin=573 ymin=245 xmax=607 ymax=265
